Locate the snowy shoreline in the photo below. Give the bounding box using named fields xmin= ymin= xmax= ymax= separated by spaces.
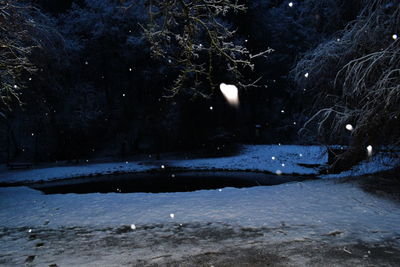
xmin=0 ymin=145 xmax=398 ymax=185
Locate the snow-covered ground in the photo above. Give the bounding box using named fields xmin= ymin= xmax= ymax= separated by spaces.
xmin=0 ymin=162 xmax=154 ymax=184
xmin=1 ymin=180 xmax=400 ymax=266
xmin=169 ymin=145 xmax=326 ymax=174
xmin=1 ymin=145 xmax=400 ymax=266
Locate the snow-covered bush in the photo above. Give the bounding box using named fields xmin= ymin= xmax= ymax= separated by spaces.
xmin=293 ymin=0 xmax=400 ymax=171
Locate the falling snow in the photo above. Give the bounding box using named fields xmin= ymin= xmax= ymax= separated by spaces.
xmin=367 ymin=145 xmax=373 ymax=157
xmin=345 ymin=124 xmax=354 ymax=131
xmin=219 ymin=83 xmax=239 ymax=107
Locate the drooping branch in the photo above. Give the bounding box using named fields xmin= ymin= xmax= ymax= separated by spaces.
xmin=0 ymin=1 xmax=59 ymax=117
xmin=138 ymin=0 xmax=270 ymax=98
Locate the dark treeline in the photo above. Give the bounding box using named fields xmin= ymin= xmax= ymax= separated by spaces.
xmin=1 ymin=0 xmax=398 ymax=169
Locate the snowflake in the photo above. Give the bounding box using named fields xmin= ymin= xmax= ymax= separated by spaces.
xmin=219 ymin=83 xmax=239 ymax=107
xmin=345 ymin=124 xmax=353 ymax=131
xmin=367 ymin=145 xmax=373 ymax=157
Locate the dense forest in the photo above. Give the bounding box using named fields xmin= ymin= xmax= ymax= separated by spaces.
xmin=1 ymin=0 xmax=399 ymax=171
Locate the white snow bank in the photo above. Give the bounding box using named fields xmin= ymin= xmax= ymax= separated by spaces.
xmin=0 ymin=162 xmax=153 ymax=184
xmin=168 ymin=145 xmax=327 ymax=174
xmin=322 ymin=154 xmax=400 ymax=178
xmin=0 ymin=179 xmax=399 ymax=244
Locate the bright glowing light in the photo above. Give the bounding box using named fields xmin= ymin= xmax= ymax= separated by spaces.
xmin=161 ymin=165 xmax=165 ymax=169
xmin=299 ymin=153 xmax=303 ymax=157
xmin=281 ymin=110 xmax=285 ymax=113
xmin=392 ymin=34 xmax=398 ymax=40
xmin=131 ymin=224 xmax=136 ymax=230
xmin=122 ymin=93 xmax=126 ymax=97
xmin=281 ymin=163 xmax=285 ymax=167
xmin=209 ymin=106 xmax=213 ymax=110
xmin=288 ymin=2 xmax=294 ymax=7
xmin=276 ymin=170 xmax=283 ymax=175
xmin=272 ymin=156 xmax=276 ymax=160
xmin=170 ymin=213 xmax=175 ymax=219
xmin=345 ymin=124 xmax=353 ymax=131
xmin=219 ymin=83 xmax=239 ymax=107
xmin=129 ymin=68 xmax=132 ymax=71
xmin=367 ymin=145 xmax=373 ymax=157
xmin=304 ymin=73 xmax=309 ymax=78
xmin=171 ymin=174 xmax=175 ymax=178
